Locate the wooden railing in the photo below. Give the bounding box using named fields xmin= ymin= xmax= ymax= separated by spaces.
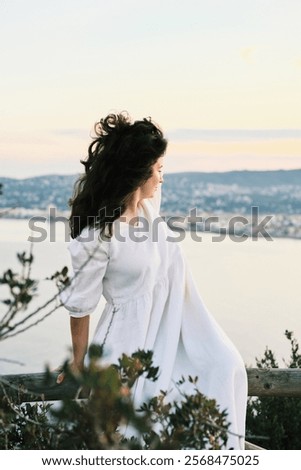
xmin=1 ymin=368 xmax=301 ymax=450
xmin=246 ymin=368 xmax=301 ymax=397
xmin=2 ymin=368 xmax=301 ymax=401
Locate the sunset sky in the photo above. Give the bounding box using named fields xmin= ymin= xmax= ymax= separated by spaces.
xmin=1 ymin=0 xmax=301 ymax=177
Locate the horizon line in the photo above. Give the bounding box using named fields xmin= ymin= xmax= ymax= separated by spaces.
xmin=1 ymin=167 xmax=301 ymax=181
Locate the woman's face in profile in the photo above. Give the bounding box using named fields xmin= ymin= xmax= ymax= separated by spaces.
xmin=139 ymin=156 xmax=164 ymax=200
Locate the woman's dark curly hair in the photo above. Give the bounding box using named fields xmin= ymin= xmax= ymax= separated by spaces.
xmin=69 ymin=112 xmax=168 ymax=239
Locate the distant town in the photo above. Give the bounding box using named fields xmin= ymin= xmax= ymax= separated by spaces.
xmin=1 ymin=169 xmax=301 ymax=239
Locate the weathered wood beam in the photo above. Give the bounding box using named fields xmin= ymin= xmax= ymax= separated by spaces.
xmin=1 ymin=368 xmax=301 ymax=403
xmin=0 ymin=371 xmax=82 ymax=402
xmin=247 ymin=368 xmax=301 ymax=397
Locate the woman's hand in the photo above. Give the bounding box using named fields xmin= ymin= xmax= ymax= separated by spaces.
xmin=56 ymin=361 xmax=82 ymax=384
xmin=56 ymin=368 xmax=65 ymax=384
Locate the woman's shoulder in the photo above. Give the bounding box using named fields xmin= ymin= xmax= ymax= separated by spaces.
xmin=68 ymin=226 xmax=110 ymax=259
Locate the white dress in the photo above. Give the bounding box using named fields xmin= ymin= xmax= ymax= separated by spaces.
xmin=60 ymin=187 xmax=248 ymax=449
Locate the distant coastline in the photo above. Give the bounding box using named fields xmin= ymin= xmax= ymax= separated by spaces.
xmin=1 ymin=208 xmax=300 ymax=241
xmin=1 ymin=170 xmax=301 ymax=240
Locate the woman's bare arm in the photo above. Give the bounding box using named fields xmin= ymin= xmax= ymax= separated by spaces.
xmin=70 ymin=315 xmax=90 ymax=369
xmin=57 ymin=315 xmax=90 ymax=383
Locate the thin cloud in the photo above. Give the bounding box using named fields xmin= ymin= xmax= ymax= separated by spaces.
xmin=51 ymin=128 xmax=90 ymax=139
xmin=166 ymin=129 xmax=301 ymax=142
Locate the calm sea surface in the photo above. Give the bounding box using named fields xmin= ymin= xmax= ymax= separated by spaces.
xmin=1 ymin=218 xmax=301 ymax=375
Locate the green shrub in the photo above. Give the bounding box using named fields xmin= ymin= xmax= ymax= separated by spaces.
xmin=246 ymin=330 xmax=301 ymax=450
xmin=0 ymin=347 xmax=230 ymax=450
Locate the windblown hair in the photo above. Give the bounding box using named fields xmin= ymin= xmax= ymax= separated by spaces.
xmin=69 ymin=112 xmax=168 ymax=239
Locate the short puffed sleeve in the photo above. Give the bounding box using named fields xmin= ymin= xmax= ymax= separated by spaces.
xmin=59 ymin=228 xmax=110 ymax=317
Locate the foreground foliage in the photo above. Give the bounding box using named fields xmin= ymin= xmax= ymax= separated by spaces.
xmin=246 ymin=330 xmax=301 ymax=450
xmin=0 ymin=347 xmax=230 ymax=450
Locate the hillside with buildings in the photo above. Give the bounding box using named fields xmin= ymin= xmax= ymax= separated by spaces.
xmin=1 ymin=169 xmax=301 ymax=239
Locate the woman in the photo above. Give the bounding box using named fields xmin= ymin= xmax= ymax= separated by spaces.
xmin=58 ymin=112 xmax=247 ymax=449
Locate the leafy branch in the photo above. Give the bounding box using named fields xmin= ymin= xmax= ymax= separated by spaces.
xmin=0 ymin=247 xmax=69 ymax=341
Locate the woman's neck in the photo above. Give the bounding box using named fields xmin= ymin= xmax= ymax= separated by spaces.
xmin=122 ymin=192 xmax=143 ymax=225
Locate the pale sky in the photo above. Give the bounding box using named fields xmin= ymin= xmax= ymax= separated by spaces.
xmin=1 ymin=0 xmax=301 ymax=177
